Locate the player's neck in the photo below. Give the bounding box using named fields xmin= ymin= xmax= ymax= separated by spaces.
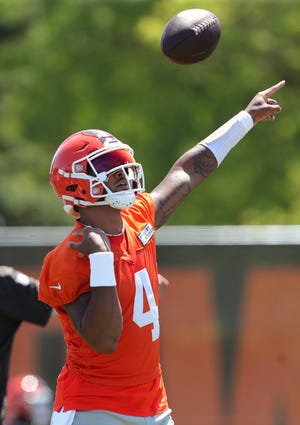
xmin=78 ymin=205 xmax=124 ymax=235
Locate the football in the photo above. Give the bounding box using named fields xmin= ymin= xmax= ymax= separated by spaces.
xmin=161 ymin=9 xmax=221 ymax=65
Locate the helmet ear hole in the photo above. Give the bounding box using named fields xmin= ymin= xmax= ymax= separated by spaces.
xmin=66 ymin=184 xmax=78 ymax=192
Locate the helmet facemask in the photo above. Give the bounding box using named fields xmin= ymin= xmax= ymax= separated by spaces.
xmin=61 ymin=147 xmax=145 ymax=213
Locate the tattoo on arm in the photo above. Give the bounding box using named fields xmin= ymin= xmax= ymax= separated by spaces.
xmin=192 ymin=146 xmax=217 ymax=177
xmin=155 ymin=181 xmax=190 ymax=228
xmin=154 ymin=146 xmax=218 ymax=228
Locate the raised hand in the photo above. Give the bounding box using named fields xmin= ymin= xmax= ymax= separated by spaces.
xmin=245 ymin=80 xmax=285 ymax=125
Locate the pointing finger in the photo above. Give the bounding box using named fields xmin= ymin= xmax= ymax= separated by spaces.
xmin=260 ymin=80 xmax=285 ymax=98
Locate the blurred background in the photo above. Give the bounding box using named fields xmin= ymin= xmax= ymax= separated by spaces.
xmin=1 ymin=0 xmax=300 ymax=424
xmin=0 ymin=0 xmax=299 ymax=226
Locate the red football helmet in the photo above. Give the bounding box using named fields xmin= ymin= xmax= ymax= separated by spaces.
xmin=4 ymin=374 xmax=53 ymax=425
xmin=50 ymin=129 xmax=145 ymax=216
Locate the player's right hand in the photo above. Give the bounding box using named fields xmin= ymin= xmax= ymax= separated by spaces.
xmin=68 ymin=226 xmax=111 ymax=257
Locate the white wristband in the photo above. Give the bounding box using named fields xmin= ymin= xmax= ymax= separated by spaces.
xmin=88 ymin=252 xmax=117 ymax=287
xmin=199 ymin=110 xmax=253 ymax=166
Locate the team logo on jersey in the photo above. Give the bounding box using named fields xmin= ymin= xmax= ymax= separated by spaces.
xmin=138 ymin=223 xmax=154 ymax=246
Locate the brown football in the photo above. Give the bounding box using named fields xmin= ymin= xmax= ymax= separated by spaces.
xmin=161 ymin=9 xmax=221 ymax=65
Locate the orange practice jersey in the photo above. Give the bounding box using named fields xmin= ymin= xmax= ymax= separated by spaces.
xmin=39 ymin=192 xmax=169 ymax=415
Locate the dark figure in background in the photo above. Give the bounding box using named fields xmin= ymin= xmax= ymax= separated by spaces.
xmin=0 ymin=266 xmax=52 ymax=425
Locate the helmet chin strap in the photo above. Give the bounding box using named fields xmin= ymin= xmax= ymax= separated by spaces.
xmin=62 ymin=190 xmax=137 ymax=216
xmin=64 ymin=204 xmax=80 ymax=218
xmin=105 ymin=191 xmax=136 ymax=209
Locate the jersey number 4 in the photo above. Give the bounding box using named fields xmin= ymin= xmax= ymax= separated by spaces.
xmin=133 ymin=268 xmax=160 ymax=341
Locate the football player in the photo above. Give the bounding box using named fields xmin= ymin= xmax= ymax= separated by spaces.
xmin=0 ymin=267 xmax=52 ymax=425
xmin=39 ymin=80 xmax=285 ymax=425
